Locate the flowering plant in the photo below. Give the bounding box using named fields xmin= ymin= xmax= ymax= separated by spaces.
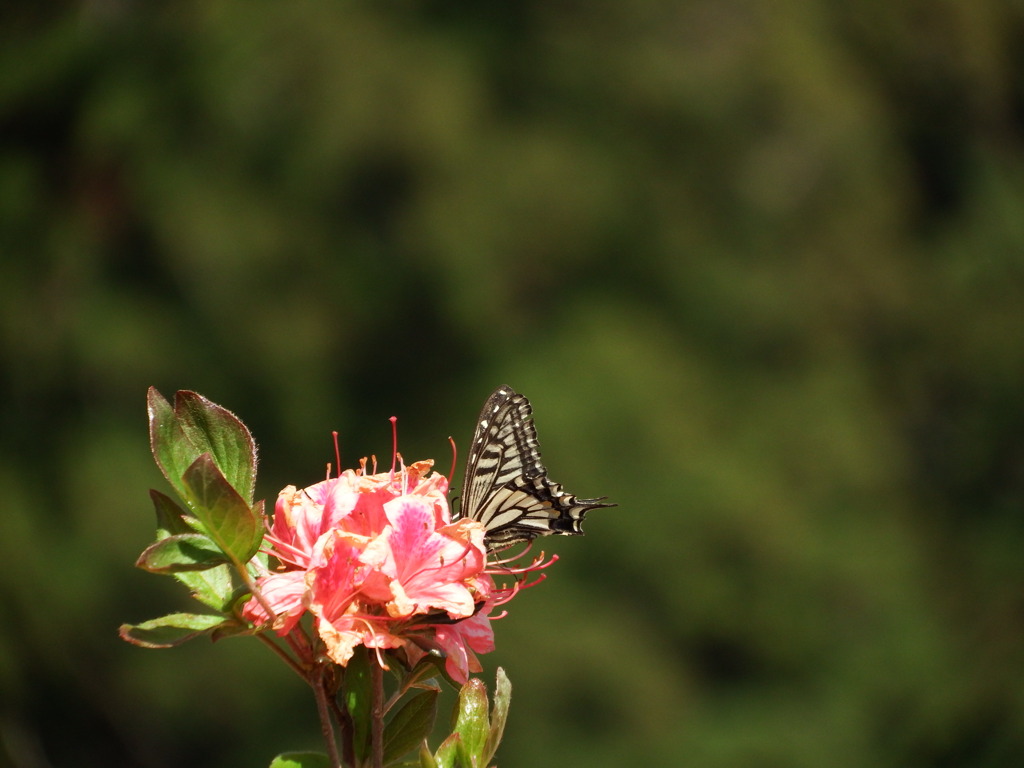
xmin=122 ymin=389 xmax=556 ymax=768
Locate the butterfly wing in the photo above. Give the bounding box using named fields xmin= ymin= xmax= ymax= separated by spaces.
xmin=460 ymin=386 xmax=615 ymax=551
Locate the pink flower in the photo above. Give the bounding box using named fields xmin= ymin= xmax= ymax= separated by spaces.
xmin=306 ymin=531 xmax=403 ymax=665
xmin=434 ymin=611 xmax=496 ymax=683
xmin=244 ymin=570 xmax=306 ymax=633
xmin=363 ymin=496 xmax=486 ymax=619
xmin=242 ymin=456 xmax=549 ymax=679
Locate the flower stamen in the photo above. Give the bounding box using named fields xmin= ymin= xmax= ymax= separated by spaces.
xmin=389 ymin=416 xmax=398 ymax=478
xmin=243 ymin=444 xmax=543 ymax=683
xmin=332 ymin=430 xmax=342 ymax=479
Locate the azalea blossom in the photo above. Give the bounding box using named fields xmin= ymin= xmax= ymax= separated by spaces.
xmin=242 ymin=458 xmax=550 ymax=682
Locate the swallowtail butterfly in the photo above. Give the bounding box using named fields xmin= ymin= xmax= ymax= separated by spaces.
xmin=458 ymin=386 xmax=615 ymax=551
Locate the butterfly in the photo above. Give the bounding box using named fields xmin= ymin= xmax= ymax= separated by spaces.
xmin=457 ymin=386 xmax=615 ymax=552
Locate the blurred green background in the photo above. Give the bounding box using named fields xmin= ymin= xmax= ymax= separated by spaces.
xmin=3 ymin=2 xmax=1024 ymax=766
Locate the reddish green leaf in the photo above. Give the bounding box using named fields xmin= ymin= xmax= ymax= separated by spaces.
xmin=135 ymin=533 xmax=228 ymax=573
xmin=145 ymin=489 xmax=239 ymax=607
xmin=148 ymin=387 xmax=196 ymax=501
xmin=147 ymin=388 xmax=259 ymax=506
xmin=211 ymin=620 xmax=253 ymax=641
xmin=175 ymin=390 xmax=257 ymax=504
xmin=150 ymin=489 xmax=198 ymax=539
xmin=181 ymin=453 xmax=263 ymax=563
xmin=119 ymin=612 xmax=228 ymax=648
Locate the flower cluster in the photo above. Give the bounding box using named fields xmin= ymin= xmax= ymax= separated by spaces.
xmin=129 ymin=389 xmax=575 ymax=768
xmin=243 ymin=459 xmax=539 ymax=682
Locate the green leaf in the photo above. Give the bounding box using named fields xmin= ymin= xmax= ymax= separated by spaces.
xmin=148 ymin=387 xmax=196 ymax=501
xmin=135 ymin=532 xmax=229 ymax=573
xmin=433 ymin=733 xmax=471 ymax=768
xmin=451 ymin=678 xmax=489 ymax=765
xmin=345 ymin=647 xmax=373 ymax=763
xmin=150 ymin=489 xmax=199 ymax=539
xmin=211 ymin=620 xmax=253 ymax=641
xmin=482 ymin=668 xmax=511 ymax=766
xmin=247 ymin=532 xmax=269 ymax=573
xmin=174 ymin=564 xmax=237 ymax=612
xmin=145 ymin=489 xmax=239 ymax=608
xmin=147 ymin=388 xmax=259 ymax=507
xmin=435 ymin=673 xmax=508 ymax=768
xmin=433 ymin=733 xmax=456 ymax=768
xmin=268 ymin=752 xmax=331 ymax=768
xmin=418 ymin=744 xmax=439 ymax=768
xmin=175 ymin=389 xmax=258 ymax=504
xmin=383 ymin=689 xmax=439 ymax=765
xmin=180 ymin=453 xmax=263 ymax=563
xmin=399 ymin=655 xmax=447 ymax=692
xmin=118 ymin=612 xmax=228 ymax=648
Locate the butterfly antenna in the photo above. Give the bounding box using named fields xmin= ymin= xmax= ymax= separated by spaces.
xmin=447 ymin=436 xmax=457 ymax=486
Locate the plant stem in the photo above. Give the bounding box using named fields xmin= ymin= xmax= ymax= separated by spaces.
xmin=255 ymin=633 xmax=306 ymax=680
xmin=331 ymin=692 xmax=357 ymax=768
xmin=371 ymin=659 xmax=384 ymax=768
xmin=234 ymin=556 xmax=279 ymax=620
xmin=313 ymin=665 xmax=343 ymax=768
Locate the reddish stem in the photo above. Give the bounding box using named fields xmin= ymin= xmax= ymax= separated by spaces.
xmin=312 ymin=665 xmax=343 ymax=768
xmin=371 ymin=659 xmax=384 ymax=768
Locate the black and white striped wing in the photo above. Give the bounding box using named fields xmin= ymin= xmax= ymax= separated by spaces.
xmin=460 ymin=386 xmax=615 ymax=551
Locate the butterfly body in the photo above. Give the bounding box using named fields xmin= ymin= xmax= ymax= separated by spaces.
xmin=458 ymin=386 xmax=615 ymax=551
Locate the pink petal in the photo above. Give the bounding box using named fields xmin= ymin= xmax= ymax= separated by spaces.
xmin=433 ymin=613 xmax=494 ymax=683
xmin=317 ymin=612 xmax=403 ymax=666
xmin=380 ymin=497 xmax=484 ymax=617
xmin=242 ymin=570 xmax=307 ymax=635
xmin=307 ymin=533 xmax=368 ymax=622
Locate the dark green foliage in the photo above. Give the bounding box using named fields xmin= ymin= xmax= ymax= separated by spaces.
xmin=3 ymin=2 xmax=1024 ymax=767
xmin=383 ymin=689 xmax=440 ymax=765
